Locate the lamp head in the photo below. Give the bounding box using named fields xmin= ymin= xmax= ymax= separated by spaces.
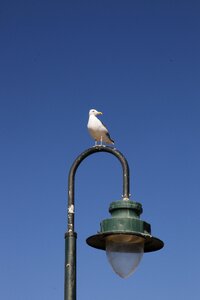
xmin=86 ymin=200 xmax=164 ymax=278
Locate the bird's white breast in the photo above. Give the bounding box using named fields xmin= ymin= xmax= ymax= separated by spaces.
xmin=87 ymin=115 xmax=104 ymax=130
xmin=87 ymin=115 xmax=107 ymax=140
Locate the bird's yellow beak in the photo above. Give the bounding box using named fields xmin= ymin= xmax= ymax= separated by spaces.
xmin=97 ymin=111 xmax=103 ymax=115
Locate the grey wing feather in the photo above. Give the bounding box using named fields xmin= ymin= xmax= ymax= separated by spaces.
xmin=101 ymin=120 xmax=114 ymax=143
xmin=106 ymin=132 xmax=114 ymax=143
xmin=101 ymin=120 xmax=109 ymax=131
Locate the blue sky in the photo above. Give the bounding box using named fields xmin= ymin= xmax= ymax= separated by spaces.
xmin=0 ymin=1 xmax=200 ymax=299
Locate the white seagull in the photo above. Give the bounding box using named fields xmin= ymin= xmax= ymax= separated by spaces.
xmin=87 ymin=109 xmax=114 ymax=146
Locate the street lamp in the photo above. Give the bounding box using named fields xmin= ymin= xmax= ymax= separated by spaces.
xmin=64 ymin=146 xmax=164 ymax=300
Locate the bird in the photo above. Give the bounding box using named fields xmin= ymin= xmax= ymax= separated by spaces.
xmin=87 ymin=109 xmax=114 ymax=146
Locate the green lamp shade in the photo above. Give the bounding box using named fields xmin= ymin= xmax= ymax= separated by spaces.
xmin=86 ymin=200 xmax=164 ymax=278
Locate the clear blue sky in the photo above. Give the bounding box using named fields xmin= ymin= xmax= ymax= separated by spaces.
xmin=0 ymin=1 xmax=200 ymax=299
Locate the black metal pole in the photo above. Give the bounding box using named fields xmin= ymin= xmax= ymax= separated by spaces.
xmin=64 ymin=146 xmax=130 ymax=300
xmin=64 ymin=232 xmax=77 ymax=300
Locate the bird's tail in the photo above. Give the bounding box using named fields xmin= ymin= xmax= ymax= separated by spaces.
xmin=106 ymin=133 xmax=114 ymax=144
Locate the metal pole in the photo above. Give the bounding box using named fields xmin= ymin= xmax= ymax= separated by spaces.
xmin=64 ymin=232 xmax=77 ymax=300
xmin=64 ymin=146 xmax=130 ymax=300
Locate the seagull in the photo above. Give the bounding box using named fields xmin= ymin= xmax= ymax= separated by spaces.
xmin=87 ymin=109 xmax=114 ymax=146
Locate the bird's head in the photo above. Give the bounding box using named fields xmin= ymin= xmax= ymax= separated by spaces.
xmin=89 ymin=109 xmax=103 ymax=116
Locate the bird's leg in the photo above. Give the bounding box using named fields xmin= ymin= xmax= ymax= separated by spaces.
xmin=100 ymin=136 xmax=103 ymax=146
xmin=95 ymin=140 xmax=98 ymax=146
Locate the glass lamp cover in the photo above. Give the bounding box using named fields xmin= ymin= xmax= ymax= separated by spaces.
xmin=106 ymin=234 xmax=144 ymax=278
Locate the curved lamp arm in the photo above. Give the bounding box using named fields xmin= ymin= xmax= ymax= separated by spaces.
xmin=67 ymin=146 xmax=130 ymax=233
xmin=65 ymin=146 xmax=130 ymax=300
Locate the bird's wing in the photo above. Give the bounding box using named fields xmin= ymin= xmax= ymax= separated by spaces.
xmin=100 ymin=120 xmax=109 ymax=133
xmin=100 ymin=120 xmax=114 ymax=143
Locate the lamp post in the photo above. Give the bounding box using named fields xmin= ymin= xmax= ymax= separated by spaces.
xmin=64 ymin=146 xmax=164 ymax=300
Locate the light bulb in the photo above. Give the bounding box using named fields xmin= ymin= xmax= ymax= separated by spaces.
xmin=106 ymin=234 xmax=144 ymax=278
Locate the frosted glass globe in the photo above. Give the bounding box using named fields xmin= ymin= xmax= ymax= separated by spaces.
xmin=106 ymin=234 xmax=144 ymax=278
